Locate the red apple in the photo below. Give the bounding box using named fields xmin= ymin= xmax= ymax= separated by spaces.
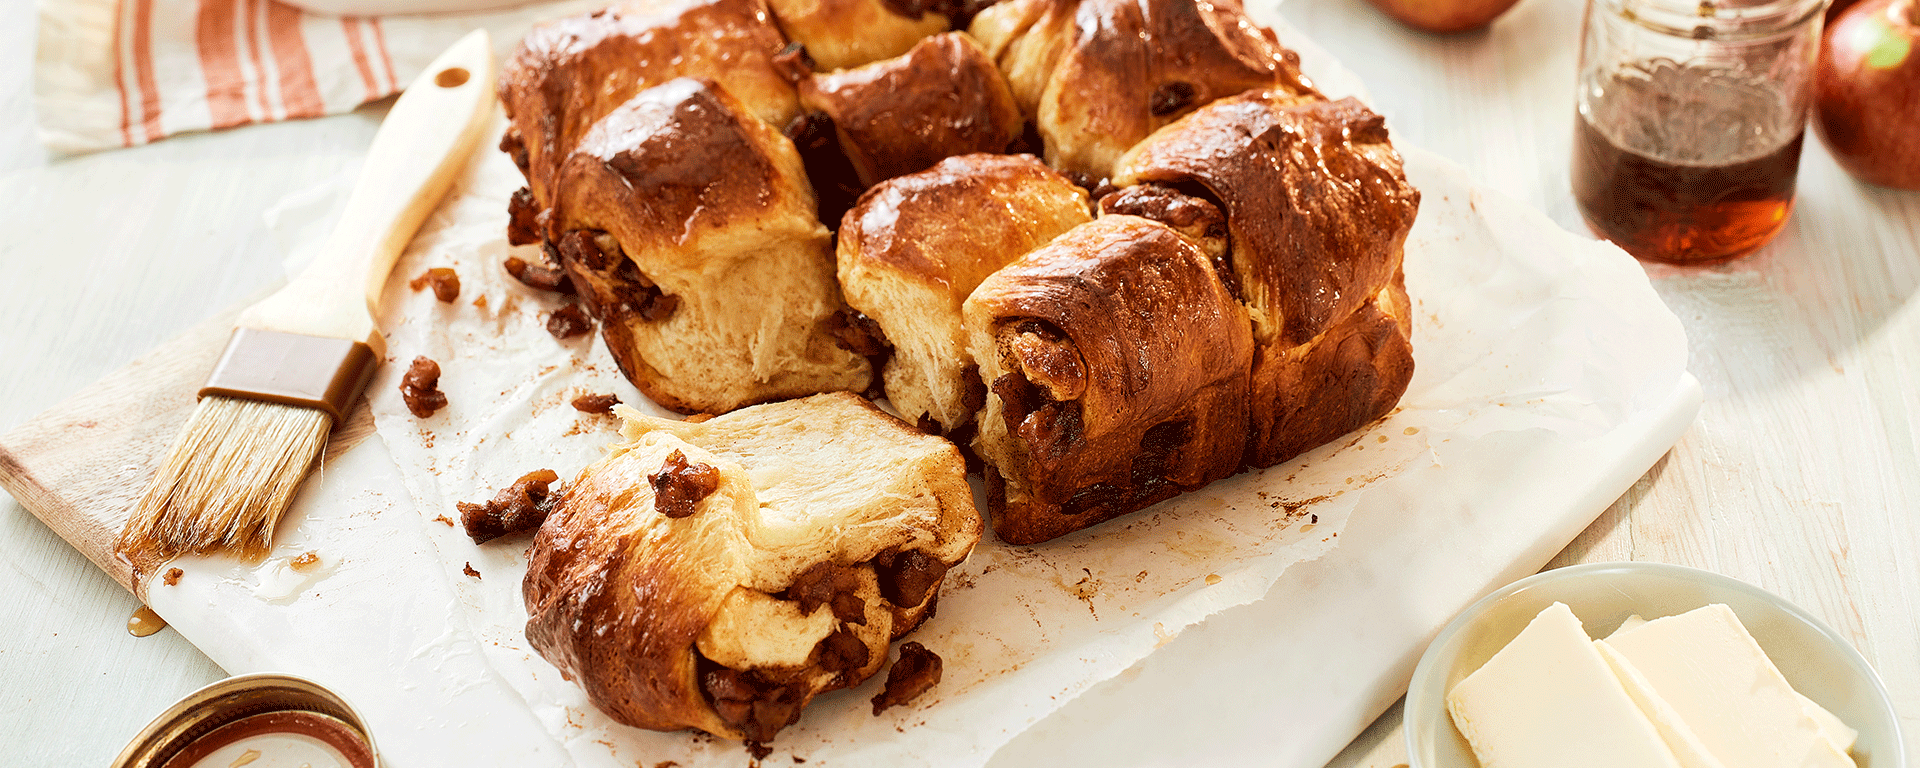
xmin=1362 ymin=0 xmax=1525 ymax=34
xmin=1813 ymin=0 xmax=1920 ymax=190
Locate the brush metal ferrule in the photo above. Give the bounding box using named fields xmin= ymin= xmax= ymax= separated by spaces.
xmin=199 ymin=328 xmax=378 ymax=423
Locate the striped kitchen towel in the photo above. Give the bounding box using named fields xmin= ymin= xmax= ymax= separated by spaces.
xmin=33 ymin=0 xmax=603 ymax=153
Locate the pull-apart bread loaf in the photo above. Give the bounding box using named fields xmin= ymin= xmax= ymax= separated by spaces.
xmin=523 ymin=392 xmax=981 ymax=741
xmin=496 ymin=0 xmax=1419 ymax=545
xmin=545 ymin=78 xmax=870 ymax=414
xmin=837 ymin=154 xmax=1091 ymax=437
xmin=965 ymin=215 xmax=1254 ymax=545
xmin=968 ymin=0 xmax=1316 ymax=179
xmin=797 ymin=32 xmax=1026 ymax=190
xmin=1113 ymin=93 xmax=1420 ymax=468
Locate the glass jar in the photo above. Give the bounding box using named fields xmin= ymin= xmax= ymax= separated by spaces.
xmin=1571 ymin=0 xmax=1828 ymax=265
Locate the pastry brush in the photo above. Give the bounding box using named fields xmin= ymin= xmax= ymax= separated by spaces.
xmin=116 ymin=30 xmax=497 ymax=576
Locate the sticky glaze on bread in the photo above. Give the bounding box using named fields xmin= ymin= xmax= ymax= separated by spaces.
xmin=1113 ymin=93 xmax=1419 ymax=467
xmin=766 ymin=0 xmax=949 ymax=71
xmin=498 ymin=0 xmax=802 ymax=215
xmin=968 ymin=0 xmax=1317 ymax=179
xmin=797 ymin=32 xmax=1026 ymax=189
xmin=548 ymin=78 xmax=869 ymax=414
xmin=964 ymin=215 xmax=1253 ymax=544
xmin=838 ymin=153 xmax=1091 ymax=437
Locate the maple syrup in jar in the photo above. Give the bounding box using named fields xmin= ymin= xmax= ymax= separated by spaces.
xmin=1571 ymin=0 xmax=1826 ymax=265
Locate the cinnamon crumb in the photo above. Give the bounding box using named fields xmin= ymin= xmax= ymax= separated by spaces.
xmin=463 ymin=562 xmax=481 ymax=579
xmin=871 ymin=642 xmax=942 ymax=715
xmin=162 ymin=568 xmax=184 ymax=587
xmin=547 ymin=304 xmax=594 ymax=339
xmin=400 ymin=356 xmax=448 ymax=418
xmin=504 ymin=255 xmax=574 ymax=293
xmin=649 ymin=450 xmax=720 ymax=519
xmin=458 ymin=469 xmax=562 ymax=544
xmin=746 ymin=742 xmax=773 ymax=761
xmin=570 ymin=393 xmax=619 ymax=414
xmin=409 ymin=267 xmax=461 ymax=302
xmin=434 ymin=515 xmax=455 ymax=527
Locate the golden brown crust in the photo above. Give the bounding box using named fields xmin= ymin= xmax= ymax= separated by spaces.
xmin=841 ymin=153 xmax=1088 ymax=293
xmin=965 ymin=215 xmax=1252 ymax=544
xmin=550 ymin=79 xmax=869 ymax=415
xmin=522 ymin=443 xmax=746 ymax=735
xmin=551 ymin=79 xmax=799 ymax=255
xmin=799 ymin=33 xmax=1026 ymax=189
xmin=498 ymin=0 xmax=802 ymax=212
xmin=1244 ymin=276 xmax=1415 ymax=468
xmin=967 ymin=0 xmax=1076 ymax=115
xmin=972 ymin=0 xmax=1317 ymax=178
xmin=1115 ymin=94 xmax=1421 ymax=349
xmin=765 ymin=0 xmax=949 ymax=72
xmin=838 ymin=153 xmax=1092 ymax=435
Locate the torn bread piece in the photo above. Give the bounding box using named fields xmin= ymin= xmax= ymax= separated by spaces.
xmin=522 ymin=392 xmax=981 ymax=741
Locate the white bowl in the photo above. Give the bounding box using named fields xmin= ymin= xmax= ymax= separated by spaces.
xmin=1405 ymin=561 xmax=1906 ymax=768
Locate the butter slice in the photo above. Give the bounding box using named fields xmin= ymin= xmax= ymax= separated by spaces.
xmin=1594 ymin=639 xmax=1729 ymax=768
xmin=1800 ymin=691 xmax=1860 ymax=753
xmin=1446 ymin=602 xmax=1685 ymax=768
xmin=1612 ymin=611 xmax=1855 ymax=752
xmin=1605 ymin=604 xmax=1855 ymax=768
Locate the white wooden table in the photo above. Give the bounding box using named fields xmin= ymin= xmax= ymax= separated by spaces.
xmin=2 ymin=0 xmax=1914 ymax=763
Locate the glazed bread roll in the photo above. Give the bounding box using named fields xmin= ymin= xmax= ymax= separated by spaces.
xmin=548 ymin=78 xmax=870 ymax=414
xmin=498 ymin=0 xmax=802 ymax=216
xmin=1113 ymin=92 xmax=1420 ymax=467
xmin=765 ymin=0 xmax=948 ymax=72
xmin=838 ymin=153 xmax=1091 ymax=436
xmin=523 ymin=392 xmax=981 ymax=742
xmin=1249 ymin=277 xmax=1415 ymax=467
xmin=798 ymin=32 xmax=1027 ymax=189
xmin=968 ymin=0 xmax=1316 ymax=179
xmin=964 ymin=215 xmax=1253 ymax=544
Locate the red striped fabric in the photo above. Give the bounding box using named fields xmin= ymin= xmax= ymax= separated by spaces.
xmin=92 ymin=0 xmax=411 ymax=149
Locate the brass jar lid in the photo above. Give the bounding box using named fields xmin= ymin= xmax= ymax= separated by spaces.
xmin=113 ymin=673 xmax=379 ymax=768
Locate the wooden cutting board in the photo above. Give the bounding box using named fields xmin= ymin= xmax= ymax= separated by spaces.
xmin=0 ymin=297 xmax=376 ymax=595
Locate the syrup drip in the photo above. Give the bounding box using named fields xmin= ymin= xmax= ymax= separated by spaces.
xmin=128 ymin=605 xmax=167 ymax=637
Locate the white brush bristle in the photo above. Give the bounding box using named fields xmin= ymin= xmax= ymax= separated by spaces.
xmin=118 ymin=397 xmax=331 ymax=571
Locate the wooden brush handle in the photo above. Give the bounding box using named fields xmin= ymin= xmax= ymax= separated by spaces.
xmin=237 ymin=30 xmax=497 ymax=359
